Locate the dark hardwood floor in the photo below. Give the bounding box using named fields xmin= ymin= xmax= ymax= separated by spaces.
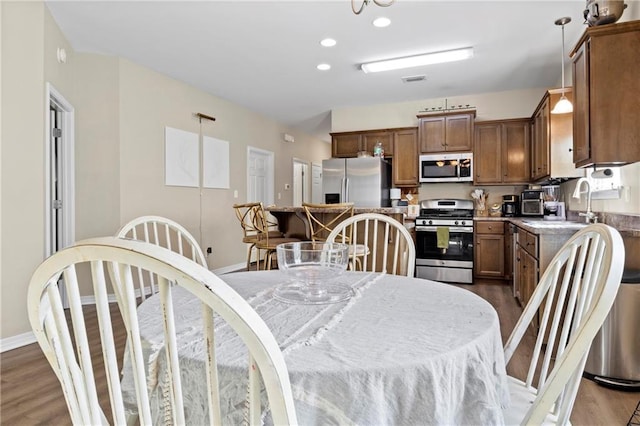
xmin=1 ymin=280 xmax=637 ymax=425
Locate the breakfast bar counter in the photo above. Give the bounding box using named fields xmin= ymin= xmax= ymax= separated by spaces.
xmin=265 ymin=205 xmax=408 ymax=239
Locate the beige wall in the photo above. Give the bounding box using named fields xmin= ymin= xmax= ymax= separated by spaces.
xmin=116 ymin=59 xmax=330 ymax=270
xmin=1 ymin=2 xmax=47 ymax=339
xmin=0 ymin=2 xmax=330 ymax=343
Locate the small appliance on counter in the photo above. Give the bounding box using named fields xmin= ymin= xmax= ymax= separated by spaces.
xmin=521 ymin=189 xmax=544 ymax=217
xmin=542 ymin=185 xmax=566 ymax=221
xmin=502 ymin=194 xmax=519 ymax=217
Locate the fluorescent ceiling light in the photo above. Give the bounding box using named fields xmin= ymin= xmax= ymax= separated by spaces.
xmin=361 ymin=47 xmax=474 ymax=73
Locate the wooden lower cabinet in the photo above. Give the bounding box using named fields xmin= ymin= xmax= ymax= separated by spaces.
xmin=474 ymin=221 xmax=505 ymax=279
xmin=514 ymin=228 xmax=539 ymax=306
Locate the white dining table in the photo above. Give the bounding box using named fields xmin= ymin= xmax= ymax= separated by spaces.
xmin=122 ymin=271 xmax=510 ymax=425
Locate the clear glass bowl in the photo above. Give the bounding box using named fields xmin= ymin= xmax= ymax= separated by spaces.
xmin=273 ymin=241 xmax=353 ymax=304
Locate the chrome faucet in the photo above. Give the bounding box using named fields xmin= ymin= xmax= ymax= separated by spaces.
xmin=572 ymin=178 xmax=598 ymax=223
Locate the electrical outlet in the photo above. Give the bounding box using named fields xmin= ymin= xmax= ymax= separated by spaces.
xmin=278 ymin=193 xmax=282 ymax=200
xmin=206 ymin=247 xmax=212 ymax=255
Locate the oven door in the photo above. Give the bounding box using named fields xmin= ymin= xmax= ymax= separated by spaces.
xmin=415 ymin=225 xmax=474 ymax=263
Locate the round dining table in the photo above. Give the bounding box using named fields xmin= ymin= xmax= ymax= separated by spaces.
xmin=124 ymin=270 xmax=510 ymax=425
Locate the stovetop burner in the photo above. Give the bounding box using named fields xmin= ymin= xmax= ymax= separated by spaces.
xmin=418 ymin=199 xmax=474 ymax=219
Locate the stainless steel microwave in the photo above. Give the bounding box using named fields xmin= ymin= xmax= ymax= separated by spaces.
xmin=419 ymin=153 xmax=473 ymax=183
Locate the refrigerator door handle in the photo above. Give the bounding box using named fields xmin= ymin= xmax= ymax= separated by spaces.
xmin=344 ymin=177 xmax=349 ymax=202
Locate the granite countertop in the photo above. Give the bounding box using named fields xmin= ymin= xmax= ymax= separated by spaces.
xmin=474 ymin=216 xmax=587 ymax=235
xmin=475 ymin=215 xmax=640 ymax=237
xmin=266 ymin=206 xmax=408 ymax=215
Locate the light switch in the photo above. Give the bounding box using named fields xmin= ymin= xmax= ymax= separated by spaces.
xmin=233 ymin=190 xmax=238 ymax=198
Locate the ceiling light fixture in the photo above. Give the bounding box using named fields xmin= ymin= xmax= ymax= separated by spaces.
xmin=320 ymin=38 xmax=337 ymax=47
xmin=372 ymin=17 xmax=391 ymax=28
xmin=551 ymin=17 xmax=573 ymax=114
xmin=352 ymin=0 xmax=395 ymax=15
xmin=317 ymin=63 xmax=331 ymax=71
xmin=361 ymin=47 xmax=474 ymax=74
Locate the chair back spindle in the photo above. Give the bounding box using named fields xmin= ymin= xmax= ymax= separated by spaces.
xmin=326 ymin=213 xmax=415 ymax=277
xmin=116 ymin=216 xmax=207 ymax=300
xmin=28 ymin=237 xmax=297 ymax=425
xmin=502 ymin=224 xmax=624 ymax=425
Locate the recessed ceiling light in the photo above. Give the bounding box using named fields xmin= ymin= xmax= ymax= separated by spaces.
xmin=373 ymin=17 xmax=391 ymax=28
xmin=320 ymin=38 xmax=337 ymax=47
xmin=317 ymin=63 xmax=331 ymax=71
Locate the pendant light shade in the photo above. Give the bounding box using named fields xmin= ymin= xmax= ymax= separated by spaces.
xmin=551 ymin=17 xmax=573 ymax=114
xmin=552 ymin=95 xmax=573 ymax=114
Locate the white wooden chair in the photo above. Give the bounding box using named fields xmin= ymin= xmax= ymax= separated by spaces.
xmin=502 ymin=224 xmax=625 ymax=425
xmin=27 ymin=237 xmax=297 ymax=425
xmin=116 ymin=215 xmax=207 ymax=300
xmin=326 ymin=213 xmax=415 ymax=277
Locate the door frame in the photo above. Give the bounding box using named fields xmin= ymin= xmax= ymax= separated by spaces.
xmin=292 ymin=157 xmax=310 ymax=206
xmin=246 ymin=146 xmax=275 ymax=204
xmin=45 ymin=83 xmax=75 ymax=259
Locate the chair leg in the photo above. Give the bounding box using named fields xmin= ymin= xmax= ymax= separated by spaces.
xmin=246 ymin=243 xmax=256 ymax=271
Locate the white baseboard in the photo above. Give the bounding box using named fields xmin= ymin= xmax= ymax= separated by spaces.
xmin=1 ymin=331 xmax=37 ymax=353
xmin=213 ymin=262 xmax=246 ymax=275
xmin=1 ymin=262 xmax=247 ymax=352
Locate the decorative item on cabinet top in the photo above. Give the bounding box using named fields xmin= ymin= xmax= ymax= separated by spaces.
xmin=418 ymin=99 xmax=476 ymax=113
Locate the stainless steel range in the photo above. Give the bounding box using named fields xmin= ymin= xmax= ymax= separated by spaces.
xmin=415 ymin=199 xmax=474 ymax=284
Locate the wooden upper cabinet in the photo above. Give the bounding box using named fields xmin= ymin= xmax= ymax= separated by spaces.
xmin=331 ymin=129 xmax=395 ymax=158
xmin=392 ymin=128 xmax=419 ymax=187
xmin=331 ymin=133 xmax=363 ymax=158
xmin=417 ymin=110 xmax=475 ymax=153
xmin=531 ymin=96 xmax=550 ymax=181
xmin=502 ymin=120 xmax=531 ymax=183
xmin=363 ymin=132 xmax=393 ymax=157
xmin=474 ymin=123 xmax=502 ymax=184
xmin=570 ymin=20 xmax=640 ymax=167
xmin=474 ymin=119 xmax=530 ymax=185
xmin=530 ymin=89 xmax=584 ymax=182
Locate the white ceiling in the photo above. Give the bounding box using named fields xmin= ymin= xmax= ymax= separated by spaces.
xmin=44 ymin=1 xmax=628 ymax=141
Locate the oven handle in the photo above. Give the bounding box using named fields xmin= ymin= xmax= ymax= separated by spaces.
xmin=416 ymin=226 xmax=474 ymax=233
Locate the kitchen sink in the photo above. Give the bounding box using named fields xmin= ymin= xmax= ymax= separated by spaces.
xmin=521 ymin=220 xmax=587 ymax=228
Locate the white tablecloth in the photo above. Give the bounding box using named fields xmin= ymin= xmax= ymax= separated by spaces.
xmin=122 ymin=271 xmax=510 ymax=425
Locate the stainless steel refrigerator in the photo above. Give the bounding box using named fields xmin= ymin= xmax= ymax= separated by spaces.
xmin=322 ymin=157 xmax=391 ymax=207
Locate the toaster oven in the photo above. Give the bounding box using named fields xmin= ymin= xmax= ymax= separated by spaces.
xmin=520 ymin=190 xmax=544 ymax=216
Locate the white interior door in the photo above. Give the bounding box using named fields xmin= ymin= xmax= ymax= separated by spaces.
xmin=311 ymin=162 xmax=323 ymax=203
xmin=46 ymin=83 xmax=75 ymax=306
xmin=293 ymin=158 xmax=309 ymax=207
xmin=247 ymin=147 xmax=274 ymax=204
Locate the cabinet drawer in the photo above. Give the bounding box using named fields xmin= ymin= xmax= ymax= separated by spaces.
xmin=522 ymin=230 xmax=538 ymax=256
xmin=476 ymin=221 xmax=504 ymax=234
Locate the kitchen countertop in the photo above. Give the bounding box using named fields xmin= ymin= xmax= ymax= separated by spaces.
xmin=266 ymin=205 xmax=408 ymax=215
xmin=475 ymin=215 xmax=640 ymax=237
xmin=474 ymin=216 xmax=588 ymax=235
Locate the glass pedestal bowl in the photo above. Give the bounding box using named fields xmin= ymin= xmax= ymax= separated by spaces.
xmin=273 ymin=242 xmax=352 ymax=304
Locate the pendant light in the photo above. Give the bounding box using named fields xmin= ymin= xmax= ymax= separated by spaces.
xmin=551 ymin=17 xmax=573 ymax=114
